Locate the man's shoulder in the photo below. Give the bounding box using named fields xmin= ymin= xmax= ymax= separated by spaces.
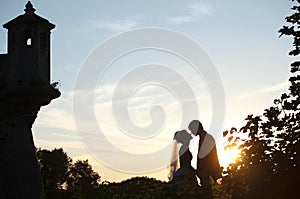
xmin=204 ymin=132 xmax=215 ymax=142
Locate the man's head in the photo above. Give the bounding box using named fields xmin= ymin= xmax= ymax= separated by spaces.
xmin=188 ymin=120 xmax=204 ymax=136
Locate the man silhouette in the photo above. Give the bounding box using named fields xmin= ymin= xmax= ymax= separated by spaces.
xmin=188 ymin=120 xmax=221 ymax=199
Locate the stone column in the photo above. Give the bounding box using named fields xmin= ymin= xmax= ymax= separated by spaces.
xmin=0 ymin=86 xmax=60 ymax=199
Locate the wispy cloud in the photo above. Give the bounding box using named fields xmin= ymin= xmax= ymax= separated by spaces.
xmin=239 ymin=81 xmax=288 ymax=99
xmin=166 ymin=2 xmax=212 ymax=24
xmin=91 ymin=19 xmax=138 ymax=32
xmin=188 ymin=2 xmax=211 ymax=15
xmin=33 ymin=78 xmax=217 ymax=175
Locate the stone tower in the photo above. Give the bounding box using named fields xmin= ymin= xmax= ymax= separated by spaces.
xmin=0 ymin=2 xmax=60 ymax=198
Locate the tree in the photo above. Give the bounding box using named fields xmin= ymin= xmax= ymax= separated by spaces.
xmin=279 ymin=0 xmax=300 ymax=73
xmin=221 ymin=1 xmax=300 ymax=198
xmin=67 ymin=160 xmax=101 ymax=198
xmin=222 ymin=75 xmax=299 ymax=198
xmin=37 ymin=148 xmax=101 ymax=199
xmin=97 ymin=177 xmax=170 ymax=199
xmin=37 ymin=148 xmax=71 ymax=199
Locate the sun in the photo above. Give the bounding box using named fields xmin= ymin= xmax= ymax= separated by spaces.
xmin=217 ymin=147 xmax=240 ymax=168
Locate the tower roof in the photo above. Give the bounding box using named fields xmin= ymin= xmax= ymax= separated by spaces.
xmin=3 ymin=1 xmax=55 ymax=30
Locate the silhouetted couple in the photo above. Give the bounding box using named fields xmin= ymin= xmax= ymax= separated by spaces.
xmin=169 ymin=120 xmax=221 ymax=199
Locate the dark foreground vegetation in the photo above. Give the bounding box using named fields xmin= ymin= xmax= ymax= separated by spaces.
xmin=36 ymin=147 xmax=226 ymax=199
xmin=38 ymin=1 xmax=300 ymax=198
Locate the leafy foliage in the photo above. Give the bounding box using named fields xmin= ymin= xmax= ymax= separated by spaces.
xmin=279 ymin=0 xmax=300 ymax=72
xmin=36 ymin=148 xmax=101 ymax=199
xmin=37 ymin=148 xmax=71 ymax=199
xmin=67 ymin=160 xmax=101 ymax=198
xmin=221 ymin=1 xmax=300 ymax=198
xmin=36 ymin=148 xmax=221 ymax=198
xmin=97 ymin=177 xmax=170 ymax=199
xmin=222 ymin=75 xmax=300 ymax=198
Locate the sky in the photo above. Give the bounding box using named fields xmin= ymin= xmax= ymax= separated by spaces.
xmin=0 ymin=0 xmax=294 ymax=182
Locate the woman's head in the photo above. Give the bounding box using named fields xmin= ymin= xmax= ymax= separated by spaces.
xmin=174 ymin=130 xmax=192 ymax=146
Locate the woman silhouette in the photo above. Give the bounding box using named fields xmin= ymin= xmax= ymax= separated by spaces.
xmin=169 ymin=130 xmax=195 ymax=178
xmin=169 ymin=130 xmax=199 ymax=198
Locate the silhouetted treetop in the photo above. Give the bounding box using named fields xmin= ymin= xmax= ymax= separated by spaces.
xmin=279 ymin=0 xmax=300 ymax=72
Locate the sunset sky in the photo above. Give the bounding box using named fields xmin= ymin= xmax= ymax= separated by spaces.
xmin=0 ymin=0 xmax=294 ymax=182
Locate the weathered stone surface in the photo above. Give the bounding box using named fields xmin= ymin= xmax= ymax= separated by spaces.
xmin=0 ymin=2 xmax=60 ymax=198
